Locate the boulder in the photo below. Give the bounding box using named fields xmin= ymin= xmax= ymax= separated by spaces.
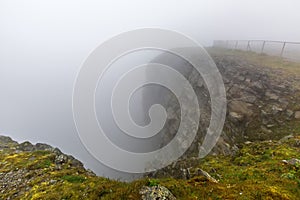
xmin=55 ymin=154 xmax=68 ymax=165
xmin=17 ymin=142 xmax=35 ymax=151
xmin=35 ymin=143 xmax=54 ymax=151
xmin=140 ymin=185 xmax=176 ymax=200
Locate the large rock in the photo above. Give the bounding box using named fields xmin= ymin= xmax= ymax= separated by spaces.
xmin=140 ymin=185 xmax=176 ymax=200
xmin=0 ymin=136 xmax=18 ymax=149
xmin=0 ymin=135 xmax=15 ymax=144
xmin=17 ymin=141 xmax=35 ymax=151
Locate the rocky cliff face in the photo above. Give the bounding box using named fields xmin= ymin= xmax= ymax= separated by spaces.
xmin=144 ymin=48 xmax=300 ymax=160
xmin=214 ymin=51 xmax=300 ymax=150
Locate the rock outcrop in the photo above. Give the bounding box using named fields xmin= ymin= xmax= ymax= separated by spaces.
xmin=0 ymin=135 xmax=90 ymax=199
xmin=145 ymin=48 xmax=300 ymax=161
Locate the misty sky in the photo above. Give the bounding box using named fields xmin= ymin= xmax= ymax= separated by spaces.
xmin=0 ymin=0 xmax=300 ymax=179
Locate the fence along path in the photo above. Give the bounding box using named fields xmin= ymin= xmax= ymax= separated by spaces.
xmin=213 ymin=40 xmax=300 ymax=62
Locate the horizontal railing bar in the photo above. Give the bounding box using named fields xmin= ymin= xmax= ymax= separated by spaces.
xmin=214 ymin=40 xmax=300 ymax=45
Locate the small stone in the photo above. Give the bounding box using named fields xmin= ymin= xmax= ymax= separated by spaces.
xmin=266 ymin=124 xmax=275 ymax=128
xmin=261 ymin=126 xmax=272 ymax=134
xmin=251 ymin=81 xmax=264 ymax=92
xmin=295 ymin=111 xmax=300 ymax=119
xmin=228 ymin=101 xmax=253 ymax=118
xmin=55 ymin=154 xmax=68 ymax=165
xmin=282 ymin=158 xmax=300 ymax=166
xmin=195 ymin=169 xmax=218 ymax=183
xmin=229 ymin=112 xmax=244 ymax=121
xmin=286 ymin=110 xmax=294 ymax=118
xmin=265 ymin=91 xmax=279 ymax=100
xmin=272 ymin=105 xmax=283 ymax=114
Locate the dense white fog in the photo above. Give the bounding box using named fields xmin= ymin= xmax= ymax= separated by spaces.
xmin=0 ymin=0 xmax=300 ymax=179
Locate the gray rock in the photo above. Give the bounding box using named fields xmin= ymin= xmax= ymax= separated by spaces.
xmin=55 ymin=154 xmax=68 ymax=165
xmin=140 ymin=185 xmax=176 ymax=200
xmin=279 ymin=134 xmax=294 ymax=142
xmin=35 ymin=143 xmax=53 ymax=151
xmin=229 ymin=112 xmax=244 ymax=121
xmin=271 ymin=105 xmax=283 ymax=114
xmin=68 ymin=155 xmax=84 ymax=168
xmin=261 ymin=126 xmax=273 ymax=134
xmin=195 ymin=168 xmax=218 ymax=183
xmin=282 ymin=158 xmax=300 ymax=166
xmin=17 ymin=141 xmax=35 ymax=151
xmin=0 ymin=136 xmax=15 ymax=144
xmin=286 ymin=110 xmax=294 ymax=118
xmin=180 ymin=168 xmax=191 ymax=180
xmin=251 ymin=81 xmax=264 ymax=92
xmin=295 ymin=111 xmax=300 ymax=119
xmin=228 ymin=101 xmax=253 ymax=118
xmin=265 ymin=91 xmax=279 ymax=100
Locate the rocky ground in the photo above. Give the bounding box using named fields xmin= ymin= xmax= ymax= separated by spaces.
xmin=212 ymin=48 xmax=300 ymax=153
xmin=0 ymin=48 xmax=300 ymax=199
xmin=144 ymin=47 xmax=300 ymax=161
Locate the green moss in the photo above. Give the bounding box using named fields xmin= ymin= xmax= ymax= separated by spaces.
xmin=147 ymin=179 xmax=160 ymax=186
xmin=2 ymin=138 xmax=298 ymax=200
xmin=61 ymin=175 xmax=86 ymax=183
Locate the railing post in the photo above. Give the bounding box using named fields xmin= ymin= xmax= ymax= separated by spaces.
xmin=280 ymin=42 xmax=286 ymax=57
xmin=261 ymin=41 xmax=266 ymax=54
xmin=235 ymin=40 xmax=238 ymax=49
xmin=247 ymin=40 xmax=251 ymax=51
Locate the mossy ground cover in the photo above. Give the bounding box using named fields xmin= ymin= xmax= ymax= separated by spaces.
xmin=1 ymin=128 xmax=300 ymax=199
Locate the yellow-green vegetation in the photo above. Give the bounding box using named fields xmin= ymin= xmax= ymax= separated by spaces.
xmin=1 ymin=126 xmax=300 ymax=199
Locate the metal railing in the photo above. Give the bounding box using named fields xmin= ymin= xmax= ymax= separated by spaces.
xmin=213 ymin=40 xmax=300 ymax=62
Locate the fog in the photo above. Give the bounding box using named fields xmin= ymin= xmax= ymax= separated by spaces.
xmin=0 ymin=0 xmax=300 ymax=180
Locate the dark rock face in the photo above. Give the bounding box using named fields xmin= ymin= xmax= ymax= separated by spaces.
xmin=17 ymin=141 xmax=35 ymax=151
xmin=0 ymin=136 xmax=16 ymax=144
xmin=143 ymin=48 xmax=300 ymax=167
xmin=217 ymin=55 xmax=299 ymax=145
